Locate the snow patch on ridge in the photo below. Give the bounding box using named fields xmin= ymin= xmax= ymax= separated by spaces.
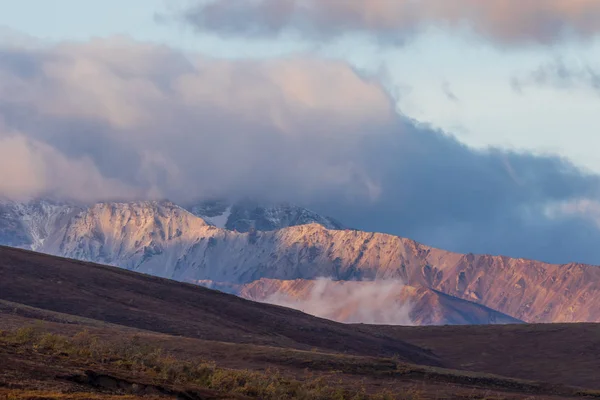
xmin=203 ymin=206 xmax=232 ymax=229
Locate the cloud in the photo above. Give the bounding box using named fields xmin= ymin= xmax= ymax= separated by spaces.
xmin=512 ymin=59 xmax=600 ymax=95
xmin=178 ymin=0 xmax=600 ymax=45
xmin=0 ymin=39 xmax=393 ymax=203
xmin=261 ymin=278 xmax=414 ymax=325
xmin=1 ymin=38 xmax=600 ymax=263
xmin=0 ymin=131 xmax=136 ymax=202
xmin=545 ymin=198 xmax=600 ymax=229
xmin=442 ymin=81 xmax=459 ymax=102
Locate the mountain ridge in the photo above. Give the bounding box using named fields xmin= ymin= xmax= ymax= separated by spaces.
xmin=187 ymin=198 xmax=345 ymax=232
xmin=1 ymin=198 xmax=599 ymax=324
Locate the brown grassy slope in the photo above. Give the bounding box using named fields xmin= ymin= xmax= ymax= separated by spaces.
xmin=3 ymin=246 xmax=600 ymax=395
xmin=368 ymin=323 xmax=600 ymax=390
xmin=0 ymin=246 xmax=435 ymax=365
xmin=1 ymin=311 xmax=598 ymax=400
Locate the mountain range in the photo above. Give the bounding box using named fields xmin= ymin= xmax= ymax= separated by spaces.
xmin=1 ymin=198 xmax=599 ymax=325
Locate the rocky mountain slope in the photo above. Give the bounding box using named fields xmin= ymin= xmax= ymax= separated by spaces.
xmin=199 ymin=278 xmax=522 ymax=326
xmin=0 ymin=199 xmax=82 ymax=250
xmin=0 ymin=198 xmax=342 ymax=249
xmin=187 ymin=198 xmax=344 ymax=231
xmin=1 ymin=199 xmax=600 ymax=324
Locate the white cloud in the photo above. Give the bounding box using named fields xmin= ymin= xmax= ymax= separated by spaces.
xmin=261 ymin=278 xmax=414 ymax=325
xmin=180 ymin=0 xmax=600 ymax=45
xmin=0 ymin=132 xmax=134 ymax=202
xmin=1 ymin=37 xmax=600 ymax=263
xmin=545 ymin=198 xmax=600 ymax=229
xmin=0 ymin=39 xmax=392 ymax=203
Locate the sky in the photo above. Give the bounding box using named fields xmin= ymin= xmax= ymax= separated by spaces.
xmin=2 ymin=0 xmax=599 ymax=168
xmin=1 ymin=0 xmax=600 ymax=264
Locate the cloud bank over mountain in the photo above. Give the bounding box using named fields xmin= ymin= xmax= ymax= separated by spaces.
xmin=1 ymin=37 xmax=600 ymax=263
xmin=260 ymin=278 xmax=414 ymax=325
xmin=179 ymin=0 xmax=600 ymax=45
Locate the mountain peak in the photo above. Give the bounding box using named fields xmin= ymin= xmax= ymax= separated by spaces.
xmin=186 ymin=198 xmax=345 ymax=232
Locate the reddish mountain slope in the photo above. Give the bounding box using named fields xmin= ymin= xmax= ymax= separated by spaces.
xmin=202 ymin=278 xmax=522 ymax=325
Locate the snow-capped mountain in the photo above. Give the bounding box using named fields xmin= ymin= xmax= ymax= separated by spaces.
xmin=2 ymin=198 xmax=600 ymax=326
xmin=40 ymin=201 xmax=212 ymax=275
xmin=0 ymin=199 xmax=81 ymax=250
xmin=186 ymin=198 xmax=344 ymax=232
xmin=0 ymin=198 xmax=342 ymax=256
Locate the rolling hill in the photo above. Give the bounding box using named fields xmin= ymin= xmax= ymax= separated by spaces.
xmin=1 ymin=246 xmax=600 ymax=399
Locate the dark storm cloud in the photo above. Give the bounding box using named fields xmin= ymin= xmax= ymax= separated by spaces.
xmin=315 ymin=126 xmax=600 ymax=264
xmin=177 ymin=0 xmax=600 ymax=46
xmin=1 ymin=38 xmax=600 ymax=264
